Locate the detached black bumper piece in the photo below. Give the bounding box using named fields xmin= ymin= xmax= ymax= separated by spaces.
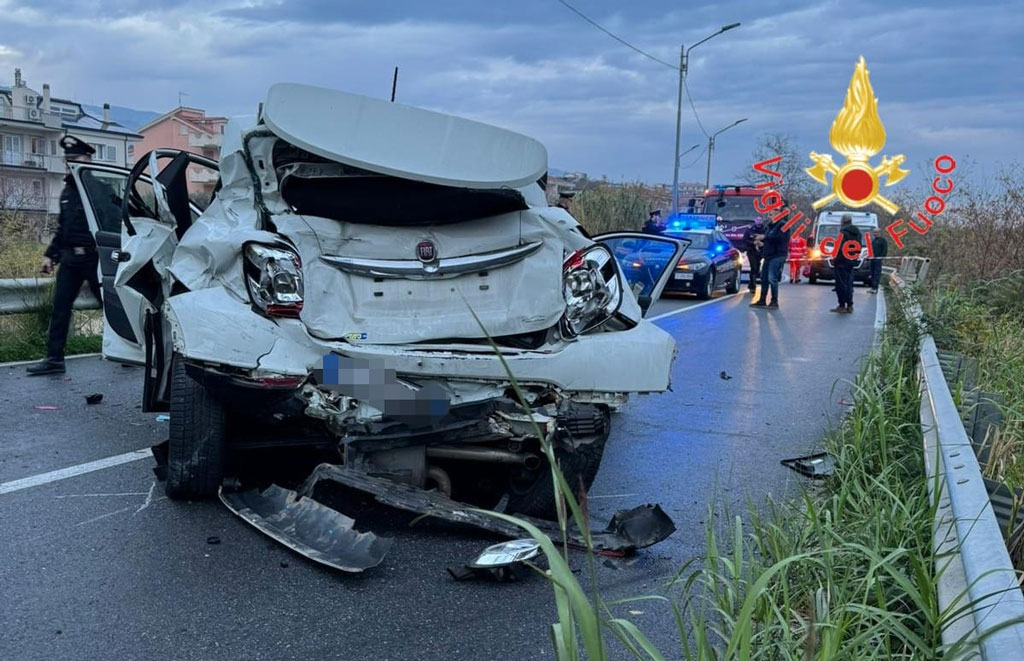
xmin=219 ymin=484 xmax=392 ymax=573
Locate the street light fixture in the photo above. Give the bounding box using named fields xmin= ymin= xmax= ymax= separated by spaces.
xmin=678 ymin=143 xmax=700 ymax=162
xmin=671 ymin=22 xmax=740 ymax=214
xmin=705 ymin=118 xmax=747 ymax=189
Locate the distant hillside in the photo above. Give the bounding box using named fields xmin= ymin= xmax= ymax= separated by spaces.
xmin=82 ymin=104 xmax=162 ymax=132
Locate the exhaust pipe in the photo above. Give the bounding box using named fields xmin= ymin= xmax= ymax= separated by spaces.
xmin=426 ymin=465 xmax=452 ymax=498
xmin=426 ymin=446 xmax=542 ymax=470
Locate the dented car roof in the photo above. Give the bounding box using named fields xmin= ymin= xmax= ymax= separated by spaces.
xmin=261 ymin=83 xmax=548 ymax=189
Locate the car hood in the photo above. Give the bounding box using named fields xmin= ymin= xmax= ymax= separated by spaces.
xmin=261 ymin=83 xmax=548 ymax=190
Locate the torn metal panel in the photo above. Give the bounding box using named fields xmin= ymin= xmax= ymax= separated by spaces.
xmin=298 ymin=463 xmax=675 ymax=555
xmin=219 ymin=485 xmax=391 ymax=573
xmin=262 ymin=83 xmax=548 ymax=189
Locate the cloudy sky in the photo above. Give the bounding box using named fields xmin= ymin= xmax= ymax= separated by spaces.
xmin=2 ymin=0 xmax=1021 ymax=189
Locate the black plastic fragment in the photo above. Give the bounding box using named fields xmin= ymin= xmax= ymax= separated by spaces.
xmin=85 ymin=393 xmax=103 ymax=405
xmin=781 ymin=452 xmax=835 ymax=479
xmin=219 ymin=484 xmax=391 ymax=573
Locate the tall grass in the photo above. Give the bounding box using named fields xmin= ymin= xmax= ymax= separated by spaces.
xmin=570 ymin=183 xmax=669 ymax=235
xmin=474 ymin=289 xmax=1016 ymax=658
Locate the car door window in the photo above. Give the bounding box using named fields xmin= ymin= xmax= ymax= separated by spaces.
xmin=80 ymin=170 xmax=129 ymax=233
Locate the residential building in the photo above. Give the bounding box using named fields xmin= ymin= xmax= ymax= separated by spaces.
xmin=134 ymin=107 xmax=228 ymax=197
xmin=0 ymin=68 xmax=141 ymax=224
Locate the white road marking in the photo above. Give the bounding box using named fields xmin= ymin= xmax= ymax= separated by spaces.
xmin=0 ymin=448 xmax=152 ymax=496
xmin=74 ymin=505 xmax=136 ymax=527
xmin=134 ymin=480 xmax=157 ymax=514
xmin=648 ymin=292 xmax=741 ymax=322
xmin=0 ymin=353 xmax=102 ymax=368
xmin=54 ymin=492 xmax=150 ymax=498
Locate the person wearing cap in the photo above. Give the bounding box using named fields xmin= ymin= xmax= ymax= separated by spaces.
xmin=642 ymin=209 xmax=663 ymax=234
xmin=830 ymin=214 xmax=862 ymax=313
xmin=26 ymin=136 xmax=102 ymax=376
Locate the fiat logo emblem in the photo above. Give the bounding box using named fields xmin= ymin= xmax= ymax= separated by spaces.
xmin=416 ymin=240 xmax=437 ymax=263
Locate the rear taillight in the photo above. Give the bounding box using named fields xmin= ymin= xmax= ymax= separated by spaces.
xmin=244 ymin=243 xmax=304 ymax=318
xmin=561 ymin=245 xmax=622 ymax=337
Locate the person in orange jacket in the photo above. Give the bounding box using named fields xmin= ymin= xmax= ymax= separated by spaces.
xmin=788 ymin=233 xmax=808 ymax=283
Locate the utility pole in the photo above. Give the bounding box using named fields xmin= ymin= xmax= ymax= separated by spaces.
xmin=704 ymin=118 xmax=747 ymax=189
xmin=670 ymin=23 xmax=740 ymax=215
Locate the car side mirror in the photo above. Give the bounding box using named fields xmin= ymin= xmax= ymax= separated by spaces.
xmin=717 ymin=200 xmax=726 ymax=208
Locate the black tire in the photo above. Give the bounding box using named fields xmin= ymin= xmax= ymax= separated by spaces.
xmin=697 ymin=271 xmax=714 ymax=300
xmin=505 ymin=406 xmax=610 ymax=519
xmin=725 ymin=269 xmax=740 ymax=294
xmin=808 ymin=273 xmax=818 ymax=284
xmin=166 ymin=355 xmax=227 ymax=499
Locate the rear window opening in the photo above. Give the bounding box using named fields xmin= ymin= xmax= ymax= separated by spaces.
xmin=271 ymin=142 xmax=528 ymax=226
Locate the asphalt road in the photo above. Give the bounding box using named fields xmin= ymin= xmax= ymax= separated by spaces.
xmin=1 ymin=282 xmax=880 ymax=660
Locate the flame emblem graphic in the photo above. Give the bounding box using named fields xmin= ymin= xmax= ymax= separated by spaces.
xmin=806 ymin=57 xmax=908 ymax=214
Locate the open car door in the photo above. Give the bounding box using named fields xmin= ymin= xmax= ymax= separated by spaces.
xmin=593 ymin=232 xmax=690 ymax=315
xmin=69 ymin=152 xmax=217 ymax=402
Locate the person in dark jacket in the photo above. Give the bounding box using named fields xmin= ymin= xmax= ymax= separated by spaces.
xmin=26 ymin=136 xmax=102 ymax=376
xmin=742 ymin=216 xmax=766 ymax=293
xmin=642 ymin=210 xmax=663 ymax=234
xmin=868 ymin=227 xmax=888 ymax=293
xmin=749 ymin=214 xmax=790 ymax=309
xmin=831 ymin=214 xmax=862 ymax=313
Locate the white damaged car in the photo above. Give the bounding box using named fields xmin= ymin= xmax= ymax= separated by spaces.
xmin=69 ymin=84 xmax=683 ymax=517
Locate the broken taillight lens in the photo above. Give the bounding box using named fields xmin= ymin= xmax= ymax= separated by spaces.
xmin=244 ymin=243 xmax=304 ymax=318
xmin=561 ymin=245 xmax=622 ymax=337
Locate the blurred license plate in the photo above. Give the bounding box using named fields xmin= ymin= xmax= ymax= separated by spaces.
xmin=674 ymin=273 xmax=694 ymax=280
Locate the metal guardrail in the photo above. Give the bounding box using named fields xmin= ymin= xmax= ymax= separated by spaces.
xmin=888 ymin=269 xmax=1024 ymax=658
xmin=0 ymin=277 xmax=100 ymax=315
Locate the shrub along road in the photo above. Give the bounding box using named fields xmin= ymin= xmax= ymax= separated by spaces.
xmin=0 ymin=284 xmax=878 ymax=660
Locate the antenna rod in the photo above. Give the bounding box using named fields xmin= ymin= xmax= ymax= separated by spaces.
xmin=391 ymin=67 xmax=399 ymax=102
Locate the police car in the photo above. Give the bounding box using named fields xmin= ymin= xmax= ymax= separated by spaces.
xmin=660 ymin=214 xmax=743 ymax=299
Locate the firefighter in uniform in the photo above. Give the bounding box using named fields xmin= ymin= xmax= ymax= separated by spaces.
xmin=788 ymin=232 xmax=808 ymax=283
xmin=26 ymin=136 xmax=102 ymax=376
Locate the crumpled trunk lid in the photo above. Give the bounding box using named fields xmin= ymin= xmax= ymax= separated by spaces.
xmin=274 ymin=211 xmax=568 ymax=345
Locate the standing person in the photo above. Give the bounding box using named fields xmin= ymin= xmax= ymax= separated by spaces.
xmin=26 ymin=136 xmax=102 ymax=376
xmin=749 ymin=214 xmax=790 ymax=309
xmin=742 ymin=215 xmax=766 ymax=294
xmin=788 ymin=232 xmax=808 ymax=283
xmin=642 ymin=210 xmax=663 ymax=234
xmin=868 ymin=227 xmax=888 ymax=293
xmin=830 ymin=214 xmax=862 ymax=313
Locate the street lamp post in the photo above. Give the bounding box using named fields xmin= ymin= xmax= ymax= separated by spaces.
xmin=705 ymin=118 xmax=747 ymax=189
xmin=671 ymin=22 xmax=740 ymax=215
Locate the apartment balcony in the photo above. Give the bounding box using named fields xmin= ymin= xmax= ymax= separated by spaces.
xmin=188 ymin=132 xmax=223 ymax=149
xmin=189 ymin=168 xmax=219 ymax=184
xmin=0 ymin=151 xmax=57 ymax=171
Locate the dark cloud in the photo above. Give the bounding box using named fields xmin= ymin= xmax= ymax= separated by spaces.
xmin=1 ymin=0 xmax=1019 ymax=186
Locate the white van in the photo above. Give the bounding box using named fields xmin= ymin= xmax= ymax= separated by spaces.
xmin=807 ymin=211 xmax=878 ymax=284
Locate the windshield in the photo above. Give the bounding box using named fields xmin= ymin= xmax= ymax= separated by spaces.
xmin=665 ymin=232 xmax=711 ymax=249
xmin=815 ymin=224 xmax=840 ymax=244
xmin=702 ymin=195 xmax=757 ymax=221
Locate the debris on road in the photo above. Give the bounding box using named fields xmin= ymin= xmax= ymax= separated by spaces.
xmin=720 ymin=371 xmax=733 ymax=380
xmin=214 ymin=462 xmax=676 ymax=574
xmin=219 ymin=484 xmax=392 ymax=574
xmin=155 ymin=414 xmax=170 ymax=422
xmin=85 ymin=393 xmax=103 ymax=405
xmin=33 ymin=405 xmax=60 ymax=411
xmin=449 ymin=539 xmax=542 ymax=582
xmin=781 ymin=452 xmax=835 ymax=479
xmin=207 ymin=536 xmax=221 ymax=545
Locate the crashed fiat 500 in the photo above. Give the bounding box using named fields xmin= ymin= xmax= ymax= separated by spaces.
xmin=71 ymin=84 xmax=684 ymax=524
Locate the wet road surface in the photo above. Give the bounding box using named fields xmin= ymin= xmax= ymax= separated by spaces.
xmin=1 ymin=283 xmax=880 ymax=660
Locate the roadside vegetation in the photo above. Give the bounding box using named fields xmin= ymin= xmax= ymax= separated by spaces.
xmin=0 ymin=226 xmax=101 ymax=362
xmin=498 ymin=306 xmax=980 ymax=658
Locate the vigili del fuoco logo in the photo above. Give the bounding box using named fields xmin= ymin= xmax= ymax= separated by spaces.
xmin=806 ymin=56 xmax=909 ymax=214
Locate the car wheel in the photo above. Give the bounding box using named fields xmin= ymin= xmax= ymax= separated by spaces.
xmin=505 ymin=405 xmax=610 ymax=519
xmin=725 ymin=269 xmax=740 ymax=294
xmin=808 ymin=273 xmax=818 ymax=284
xmin=166 ymin=354 xmax=227 ymax=499
xmin=697 ymin=271 xmax=714 ymax=300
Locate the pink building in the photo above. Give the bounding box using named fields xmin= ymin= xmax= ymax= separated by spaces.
xmin=134 ymin=107 xmax=228 ymax=196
